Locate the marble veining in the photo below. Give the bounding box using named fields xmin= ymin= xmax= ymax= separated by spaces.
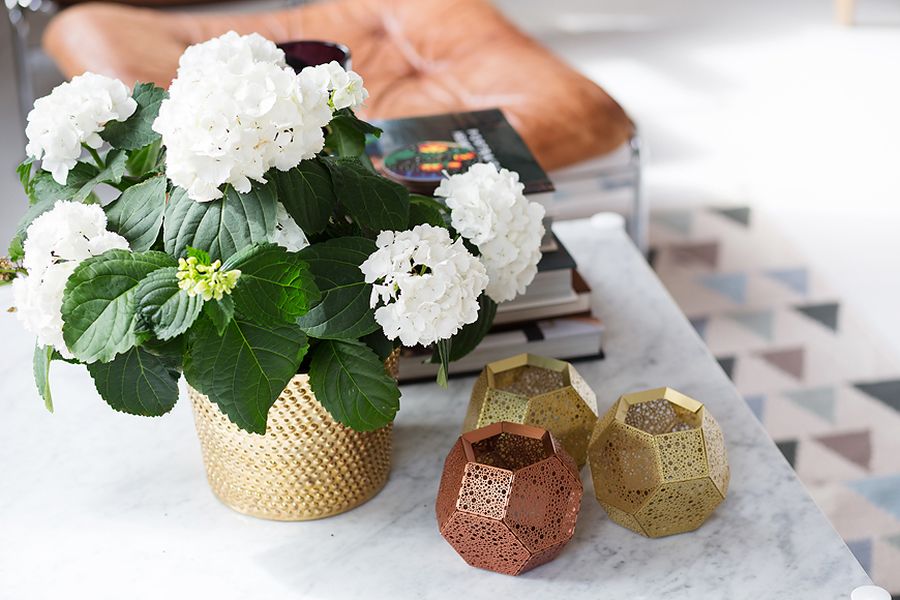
xmin=0 ymin=221 xmax=869 ymax=599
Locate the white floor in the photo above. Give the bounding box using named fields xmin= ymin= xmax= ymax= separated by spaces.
xmin=2 ymin=0 xmax=900 ymax=357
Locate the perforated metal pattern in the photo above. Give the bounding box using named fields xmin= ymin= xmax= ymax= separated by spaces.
xmin=589 ymin=422 xmax=662 ymax=512
xmin=506 ymin=457 xmax=581 ymax=552
xmin=657 ymin=429 xmax=708 ymax=482
xmin=189 ymin=351 xmax=397 ymax=521
xmin=635 ymin=478 xmax=724 ymax=538
xmin=457 ymin=464 xmax=513 ymax=519
xmin=702 ymin=409 xmax=730 ymax=496
xmin=436 ymin=422 xmax=583 ymax=575
xmin=587 ymin=387 xmax=729 ymax=538
xmin=463 ymin=354 xmax=597 ymax=466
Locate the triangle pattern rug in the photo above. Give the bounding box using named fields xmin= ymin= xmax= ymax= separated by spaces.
xmin=649 ymin=205 xmax=900 ymax=594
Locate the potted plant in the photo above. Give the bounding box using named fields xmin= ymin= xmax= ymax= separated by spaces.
xmin=3 ymin=32 xmax=545 ymax=520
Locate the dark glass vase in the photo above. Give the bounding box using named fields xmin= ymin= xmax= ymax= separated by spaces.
xmin=277 ymin=40 xmax=351 ymax=72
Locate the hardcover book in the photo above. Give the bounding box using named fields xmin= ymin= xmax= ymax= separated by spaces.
xmin=366 ymin=109 xmax=554 ymax=196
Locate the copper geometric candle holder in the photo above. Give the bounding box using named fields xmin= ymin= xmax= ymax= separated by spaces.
xmin=462 ymin=354 xmax=597 ymax=465
xmin=587 ymin=387 xmax=729 ymax=538
xmin=436 ymin=422 xmax=583 ymax=575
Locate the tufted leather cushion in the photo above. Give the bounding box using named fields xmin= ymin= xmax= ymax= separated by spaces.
xmin=43 ymin=0 xmax=632 ymax=170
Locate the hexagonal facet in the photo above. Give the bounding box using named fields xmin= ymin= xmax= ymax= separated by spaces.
xmin=462 ymin=354 xmax=598 ymax=465
xmin=436 ymin=422 xmax=583 ymax=575
xmin=587 ymin=387 xmax=729 ymax=538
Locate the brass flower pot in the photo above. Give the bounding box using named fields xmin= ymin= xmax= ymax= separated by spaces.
xmin=188 ymin=351 xmax=398 ymax=521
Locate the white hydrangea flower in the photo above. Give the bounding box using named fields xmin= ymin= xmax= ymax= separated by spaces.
xmin=435 ymin=163 xmax=545 ymax=303
xmin=153 ymin=31 xmax=333 ymax=202
xmin=12 ymin=201 xmax=130 ymax=358
xmin=271 ymin=202 xmax=310 ymax=252
xmin=298 ymin=60 xmax=369 ymax=111
xmin=360 ymin=224 xmax=488 ymax=347
xmin=25 ymin=72 xmax=137 ymax=185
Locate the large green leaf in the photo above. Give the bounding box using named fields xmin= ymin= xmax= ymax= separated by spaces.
xmin=72 ymin=150 xmax=127 ymax=202
xmin=163 ymin=183 xmax=277 ymax=261
xmin=125 ymin=138 xmax=162 ymax=177
xmin=134 ymin=266 xmax=203 ymax=340
xmin=269 ymin=159 xmax=334 ymax=235
xmin=87 ymin=345 xmax=180 ymax=416
xmin=61 ymin=250 xmax=176 ymax=363
xmin=295 ymin=237 xmax=379 ymax=339
xmin=325 ymin=115 xmax=371 ymax=157
xmin=309 ymin=339 xmax=400 ymax=431
xmin=101 ymin=82 xmax=167 ymax=150
xmin=184 ymin=317 xmax=309 ymax=434
xmin=31 ymin=162 xmax=99 ymax=204
xmin=105 ymin=174 xmax=167 ymax=251
xmin=324 ymin=158 xmax=409 ymax=231
xmin=33 ymin=343 xmax=53 ymax=412
xmin=223 ymin=243 xmax=320 ymax=326
xmin=203 ymin=296 xmax=234 ymax=336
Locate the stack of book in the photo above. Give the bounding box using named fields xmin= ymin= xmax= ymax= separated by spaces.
xmin=366 ymin=109 xmax=605 ymax=382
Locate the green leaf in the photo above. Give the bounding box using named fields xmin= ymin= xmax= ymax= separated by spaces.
xmin=269 ymin=159 xmax=334 ymax=235
xmin=87 ymin=345 xmax=180 ymax=416
xmin=361 ymin=329 xmax=394 ymax=362
xmin=222 ymin=243 xmax=320 ymax=326
xmin=309 ymin=339 xmax=400 ymax=431
xmin=8 ymin=198 xmax=55 ymax=261
xmin=163 ymin=183 xmax=277 ymax=261
xmin=61 ymin=249 xmax=176 ymax=363
xmin=32 ymin=162 xmax=98 ymax=203
xmin=326 ymin=115 xmax=367 ymax=157
xmin=33 ymin=343 xmax=53 ymax=412
xmin=203 ymin=295 xmax=234 ymax=336
xmin=126 ymin=138 xmax=162 ymax=177
xmin=435 ymin=338 xmax=451 ymax=388
xmin=101 ymin=82 xmax=167 ymax=150
xmin=186 ymin=246 xmax=211 ymax=265
xmin=434 ymin=294 xmax=497 ymax=362
xmin=18 ymin=158 xmax=37 ymax=203
xmin=72 ymin=150 xmax=127 ymax=202
xmin=134 ymin=266 xmax=203 ymax=340
xmin=105 ymin=174 xmax=167 ymax=251
xmin=408 ymin=194 xmax=447 ymax=227
xmin=324 ymin=157 xmax=409 ymax=231
xmin=184 ymin=317 xmax=309 ymax=434
xmin=332 ymin=108 xmax=383 ymax=136
xmin=295 ymin=237 xmax=379 ymax=339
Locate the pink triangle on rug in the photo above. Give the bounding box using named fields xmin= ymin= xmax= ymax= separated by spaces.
xmin=759 ymin=347 xmax=805 ymax=379
xmin=813 ymin=430 xmax=872 ymax=470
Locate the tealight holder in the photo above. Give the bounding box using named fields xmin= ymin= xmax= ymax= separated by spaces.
xmin=462 ymin=354 xmax=597 ymax=465
xmin=436 ymin=422 xmax=583 ymax=575
xmin=587 ymin=387 xmax=729 ymax=538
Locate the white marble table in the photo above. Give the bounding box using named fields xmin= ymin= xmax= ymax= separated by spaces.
xmin=0 ymin=220 xmax=870 ymax=599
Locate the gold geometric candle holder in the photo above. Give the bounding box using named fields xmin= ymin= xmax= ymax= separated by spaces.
xmin=587 ymin=387 xmax=729 ymax=538
xmin=436 ymin=422 xmax=583 ymax=575
xmin=463 ymin=354 xmax=598 ymax=465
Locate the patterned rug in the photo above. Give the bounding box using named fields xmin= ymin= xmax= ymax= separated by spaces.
xmin=649 ymin=206 xmax=900 ymax=596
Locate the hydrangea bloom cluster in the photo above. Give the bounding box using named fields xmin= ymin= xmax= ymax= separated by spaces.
xmin=271 ymin=202 xmax=310 ymax=252
xmin=12 ymin=201 xmax=129 ymax=357
xmin=152 ymin=31 xmax=334 ymax=202
xmin=25 ymin=73 xmax=137 ymax=185
xmin=360 ymin=224 xmax=488 ymax=347
xmin=435 ymin=163 xmax=545 ymax=303
xmin=298 ymin=61 xmax=369 ymax=110
xmin=176 ymin=256 xmax=241 ymax=301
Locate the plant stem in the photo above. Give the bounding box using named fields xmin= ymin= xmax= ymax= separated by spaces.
xmin=83 ymin=144 xmax=105 ymax=170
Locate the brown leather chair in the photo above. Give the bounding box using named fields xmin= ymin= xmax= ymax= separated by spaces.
xmin=43 ymin=0 xmax=632 ymax=171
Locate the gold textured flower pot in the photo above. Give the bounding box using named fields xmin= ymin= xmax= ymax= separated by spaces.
xmin=587 ymin=387 xmax=729 ymax=538
xmin=188 ymin=351 xmax=398 ymax=521
xmin=462 ymin=354 xmax=597 ymax=466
